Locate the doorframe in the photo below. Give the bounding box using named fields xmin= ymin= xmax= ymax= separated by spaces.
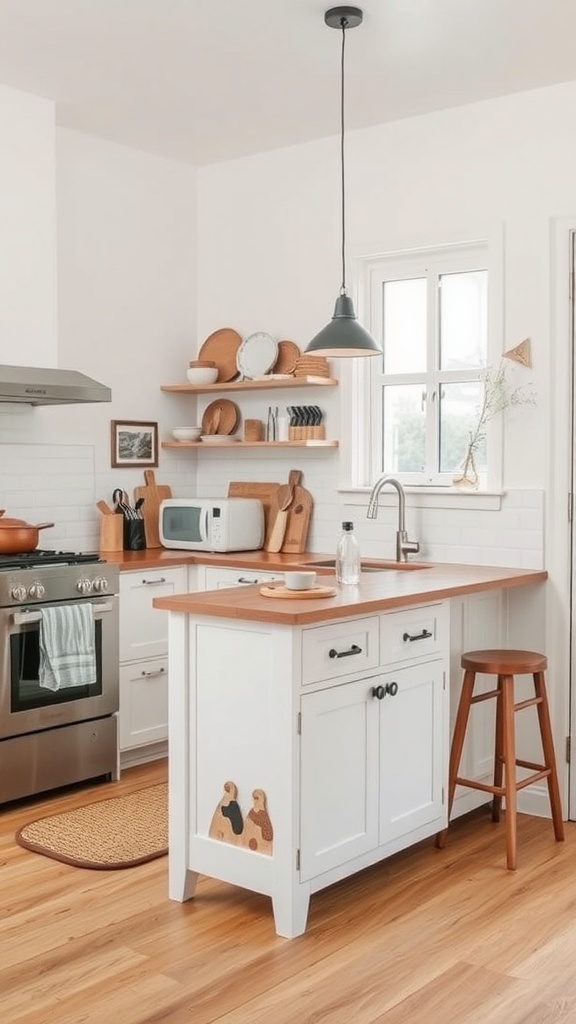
xmin=551 ymin=218 xmax=576 ymax=818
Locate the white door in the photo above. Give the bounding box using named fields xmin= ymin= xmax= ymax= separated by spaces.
xmin=299 ymin=677 xmax=380 ymax=881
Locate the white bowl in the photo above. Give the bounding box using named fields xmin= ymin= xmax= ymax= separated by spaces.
xmin=172 ymin=427 xmax=202 ymax=442
xmin=284 ymin=570 xmax=317 ymax=591
xmin=187 ymin=366 xmax=219 ymax=385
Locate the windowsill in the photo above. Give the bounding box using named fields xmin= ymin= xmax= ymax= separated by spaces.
xmin=339 ymin=486 xmax=504 ymax=511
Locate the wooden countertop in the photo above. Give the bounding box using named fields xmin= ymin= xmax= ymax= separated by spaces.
xmin=101 ymin=549 xmax=331 ymax=572
xmin=152 ymin=562 xmax=547 ymax=626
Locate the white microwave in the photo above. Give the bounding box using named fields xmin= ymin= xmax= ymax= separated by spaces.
xmin=159 ymin=497 xmax=264 ymax=552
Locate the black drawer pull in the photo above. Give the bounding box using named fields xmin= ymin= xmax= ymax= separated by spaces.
xmin=402 ymin=629 xmax=432 ymax=643
xmin=329 ymin=643 xmax=362 ymax=660
xmin=385 ymin=681 xmax=398 ymax=697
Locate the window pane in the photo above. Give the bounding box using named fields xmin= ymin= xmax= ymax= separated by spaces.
xmin=383 ymin=278 xmax=427 ymax=373
xmin=440 ymin=270 xmax=487 ymax=370
xmin=439 ymin=381 xmax=486 ymax=474
xmin=383 ymin=384 xmax=426 ymax=473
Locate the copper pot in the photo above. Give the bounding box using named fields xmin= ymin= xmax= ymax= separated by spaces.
xmin=0 ymin=516 xmax=55 ymax=554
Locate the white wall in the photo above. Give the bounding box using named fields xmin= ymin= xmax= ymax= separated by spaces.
xmin=0 ymin=84 xmax=57 ymax=367
xmin=0 ymin=105 xmax=199 ymax=550
xmin=195 ymin=81 xmax=576 ymax=558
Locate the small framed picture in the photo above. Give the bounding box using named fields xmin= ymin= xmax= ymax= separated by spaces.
xmin=110 ymin=420 xmax=158 ymax=468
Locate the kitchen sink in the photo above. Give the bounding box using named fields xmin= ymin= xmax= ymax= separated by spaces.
xmin=307 ymin=558 xmax=431 ymax=572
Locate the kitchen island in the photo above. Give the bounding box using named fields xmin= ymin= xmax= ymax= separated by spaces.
xmin=154 ymin=562 xmax=547 ymax=937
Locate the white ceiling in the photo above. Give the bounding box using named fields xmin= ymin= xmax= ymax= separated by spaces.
xmin=0 ymin=0 xmax=575 ymax=166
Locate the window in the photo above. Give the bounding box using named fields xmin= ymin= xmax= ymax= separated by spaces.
xmin=356 ymin=241 xmax=500 ymax=488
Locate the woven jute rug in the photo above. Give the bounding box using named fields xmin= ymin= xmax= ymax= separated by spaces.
xmin=15 ymin=783 xmax=168 ymax=870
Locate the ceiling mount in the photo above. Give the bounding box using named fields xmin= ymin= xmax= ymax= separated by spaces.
xmin=324 ymin=6 xmax=363 ymax=30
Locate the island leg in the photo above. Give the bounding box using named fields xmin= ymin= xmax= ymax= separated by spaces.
xmin=271 ymin=882 xmax=311 ymax=939
xmin=169 ymin=866 xmax=199 ymax=903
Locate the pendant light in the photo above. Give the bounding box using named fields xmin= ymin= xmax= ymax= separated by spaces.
xmin=306 ymin=6 xmax=381 ymax=357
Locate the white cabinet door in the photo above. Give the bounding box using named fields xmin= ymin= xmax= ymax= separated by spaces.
xmin=119 ymin=657 xmax=168 ymax=750
xmin=378 ymin=660 xmax=445 ymax=844
xmin=119 ymin=566 xmax=187 ymax=662
xmin=300 ymin=677 xmax=380 ymax=881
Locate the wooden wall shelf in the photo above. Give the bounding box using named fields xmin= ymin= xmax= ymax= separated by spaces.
xmin=161 ymin=440 xmax=339 ymax=450
xmin=160 ymin=376 xmax=338 ymax=396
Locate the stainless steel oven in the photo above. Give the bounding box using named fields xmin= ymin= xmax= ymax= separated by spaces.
xmin=0 ymin=552 xmax=120 ymax=803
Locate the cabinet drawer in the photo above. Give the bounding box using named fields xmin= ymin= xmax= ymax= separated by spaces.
xmin=302 ymin=617 xmax=379 ymax=685
xmin=204 ymin=566 xmax=284 ymax=589
xmin=119 ymin=657 xmax=168 ymax=750
xmin=380 ymin=602 xmax=447 ymax=665
xmin=119 ymin=566 xmax=187 ymax=662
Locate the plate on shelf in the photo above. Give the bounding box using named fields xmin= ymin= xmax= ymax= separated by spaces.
xmin=236 ymin=332 xmax=278 ymax=380
xmin=198 ymin=328 xmax=242 ymax=382
xmin=200 ymin=434 xmax=240 ymax=445
xmin=272 ymin=340 xmax=301 ymax=375
xmin=201 ymin=399 xmax=240 ymax=435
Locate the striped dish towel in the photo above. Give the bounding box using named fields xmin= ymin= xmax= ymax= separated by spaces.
xmin=39 ymin=603 xmax=97 ymax=691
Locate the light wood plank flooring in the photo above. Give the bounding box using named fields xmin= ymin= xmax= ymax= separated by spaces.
xmin=1 ymin=760 xmax=576 ymax=1023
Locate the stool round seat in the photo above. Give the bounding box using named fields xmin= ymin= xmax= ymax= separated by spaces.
xmin=437 ymin=646 xmax=564 ymax=869
xmin=462 ymin=649 xmax=547 ymax=675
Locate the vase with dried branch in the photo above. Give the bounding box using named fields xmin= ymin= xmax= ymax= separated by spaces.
xmin=452 ymin=358 xmax=536 ymax=490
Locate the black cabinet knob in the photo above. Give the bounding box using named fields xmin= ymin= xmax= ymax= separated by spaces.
xmin=371 ymin=685 xmax=385 ymax=700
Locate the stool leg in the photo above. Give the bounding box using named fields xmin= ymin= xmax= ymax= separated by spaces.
xmin=492 ymin=675 xmax=504 ymax=823
xmin=501 ymin=675 xmax=517 ymax=870
xmin=436 ymin=668 xmax=476 ymax=849
xmin=533 ymin=671 xmax=565 ymax=842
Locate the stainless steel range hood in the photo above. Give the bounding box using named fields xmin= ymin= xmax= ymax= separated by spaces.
xmin=0 ymin=364 xmax=111 ymax=405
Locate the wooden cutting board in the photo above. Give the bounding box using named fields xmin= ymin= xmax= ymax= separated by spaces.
xmin=133 ymin=470 xmax=173 ymax=548
xmin=227 ymin=481 xmax=280 ymax=550
xmin=281 ymin=484 xmax=313 ymax=553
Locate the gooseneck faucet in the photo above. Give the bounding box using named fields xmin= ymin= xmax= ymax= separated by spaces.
xmin=366 ymin=475 xmax=420 ymax=563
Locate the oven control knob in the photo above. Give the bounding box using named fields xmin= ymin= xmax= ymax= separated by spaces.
xmin=11 ymin=585 xmax=28 ymax=602
xmin=77 ymin=578 xmax=93 ymax=595
xmin=28 ymin=583 xmax=45 ymax=600
xmin=92 ymin=576 xmax=109 ymax=593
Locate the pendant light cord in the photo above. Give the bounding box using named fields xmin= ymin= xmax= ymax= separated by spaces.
xmin=339 ymin=18 xmax=347 ymax=295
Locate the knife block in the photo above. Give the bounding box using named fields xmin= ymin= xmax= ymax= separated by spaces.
xmin=99 ymin=514 xmax=123 ymax=552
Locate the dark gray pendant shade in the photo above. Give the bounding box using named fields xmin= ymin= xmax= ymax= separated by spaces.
xmin=305 ymin=7 xmax=381 ymax=358
xmin=307 ymin=293 xmax=381 ymax=357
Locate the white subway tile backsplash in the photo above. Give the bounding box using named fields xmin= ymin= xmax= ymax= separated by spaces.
xmin=0 ymin=438 xmax=545 ymax=567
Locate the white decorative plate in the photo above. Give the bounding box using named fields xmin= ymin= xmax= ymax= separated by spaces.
xmin=236 ymin=332 xmax=278 ymax=380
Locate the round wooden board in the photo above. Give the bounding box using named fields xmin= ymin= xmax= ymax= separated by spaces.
xmin=201 ymin=398 xmax=240 ymax=435
xmin=259 ymin=585 xmax=337 ymax=599
xmin=198 ymin=328 xmax=242 ymax=382
xmin=272 ymin=340 xmax=301 ymax=374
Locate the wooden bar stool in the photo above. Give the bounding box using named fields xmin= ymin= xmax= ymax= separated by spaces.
xmin=436 ymin=649 xmax=564 ymax=869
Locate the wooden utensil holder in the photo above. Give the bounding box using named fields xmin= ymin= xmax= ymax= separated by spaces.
xmin=244 ymin=419 xmax=264 ymax=441
xmin=99 ymin=513 xmax=123 ymax=552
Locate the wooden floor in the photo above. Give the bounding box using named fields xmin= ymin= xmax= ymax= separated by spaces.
xmin=1 ymin=760 xmax=576 ymax=1023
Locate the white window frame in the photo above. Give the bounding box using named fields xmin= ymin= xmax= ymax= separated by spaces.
xmin=341 ymin=236 xmax=505 ymax=498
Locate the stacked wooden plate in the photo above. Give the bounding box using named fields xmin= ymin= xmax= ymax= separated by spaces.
xmin=293 ymin=355 xmax=331 ymax=378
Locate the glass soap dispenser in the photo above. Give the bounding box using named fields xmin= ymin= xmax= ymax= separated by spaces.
xmin=336 ymin=521 xmax=361 ymax=585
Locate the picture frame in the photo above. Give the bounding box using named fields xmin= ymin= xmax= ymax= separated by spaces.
xmin=110 ymin=420 xmax=158 ymax=468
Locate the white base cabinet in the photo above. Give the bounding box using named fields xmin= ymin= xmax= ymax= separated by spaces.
xmin=167 ymin=598 xmax=449 ymax=937
xmin=119 ymin=566 xmax=187 ymax=755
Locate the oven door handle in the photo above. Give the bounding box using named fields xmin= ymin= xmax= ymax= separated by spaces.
xmin=12 ymin=601 xmax=114 ymax=625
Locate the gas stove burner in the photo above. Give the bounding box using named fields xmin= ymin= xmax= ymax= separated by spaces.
xmin=0 ymin=550 xmax=103 ymax=570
